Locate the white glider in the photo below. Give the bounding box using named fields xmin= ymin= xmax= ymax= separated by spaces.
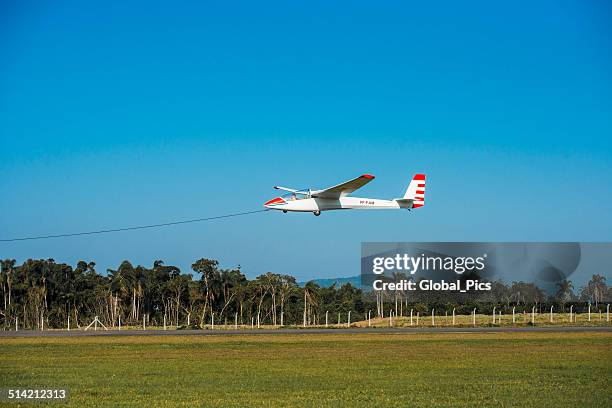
xmin=264 ymin=173 xmax=426 ymax=216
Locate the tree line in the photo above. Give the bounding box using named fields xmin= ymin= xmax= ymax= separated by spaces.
xmin=0 ymin=258 xmax=609 ymax=330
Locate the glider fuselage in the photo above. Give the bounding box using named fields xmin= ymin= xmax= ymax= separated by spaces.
xmin=265 ymin=196 xmax=404 ymax=212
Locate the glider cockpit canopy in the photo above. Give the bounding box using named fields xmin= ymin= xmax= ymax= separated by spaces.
xmin=281 ymin=190 xmax=310 ymax=201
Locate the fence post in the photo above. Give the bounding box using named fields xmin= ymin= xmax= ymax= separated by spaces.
xmin=368 ymin=310 xmax=371 ymax=327
xmin=569 ymin=305 xmax=573 ymax=323
xmin=212 ymin=313 xmax=215 ymax=330
xmin=119 ymin=315 xmax=121 ymax=330
xmin=390 ymin=311 xmax=393 ymax=327
xmin=163 ymin=314 xmax=166 ymax=330
xmin=473 ymin=308 xmax=476 ymax=326
xmin=325 ymin=311 xmax=329 ymax=328
xmin=550 ymin=306 xmax=553 ymax=323
xmin=492 ymin=307 xmax=496 ymax=324
xmin=67 ymin=315 xmax=70 ymax=331
xmin=15 ymin=316 xmax=18 ymax=331
xmin=607 ymin=304 xmax=610 ymax=322
xmin=431 ymin=309 xmax=435 ymax=326
xmin=512 ymin=307 xmax=515 ymax=323
xmin=588 ymin=303 xmax=591 ymax=322
xmin=531 ymin=306 xmax=535 ymax=325
xmin=416 ymin=312 xmax=419 ymax=326
xmin=348 ymin=311 xmax=351 ymax=327
xmin=235 ymin=313 xmax=238 ymax=329
xmin=410 ymin=309 xmax=413 ymax=326
xmin=452 ymin=308 xmax=456 ymax=326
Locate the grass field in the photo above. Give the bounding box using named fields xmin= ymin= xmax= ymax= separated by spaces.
xmin=1 ymin=332 xmax=610 ymax=407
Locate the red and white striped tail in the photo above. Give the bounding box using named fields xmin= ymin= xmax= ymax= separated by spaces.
xmin=404 ymin=174 xmax=426 ymax=208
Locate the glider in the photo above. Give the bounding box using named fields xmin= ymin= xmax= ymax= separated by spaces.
xmin=264 ymin=173 xmax=426 ymax=216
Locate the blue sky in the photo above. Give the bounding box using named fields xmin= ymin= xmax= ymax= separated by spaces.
xmin=1 ymin=1 xmax=611 ymax=282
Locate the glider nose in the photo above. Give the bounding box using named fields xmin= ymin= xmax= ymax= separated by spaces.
xmin=264 ymin=197 xmax=286 ymax=208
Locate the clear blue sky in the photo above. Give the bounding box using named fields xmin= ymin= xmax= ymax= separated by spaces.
xmin=1 ymin=1 xmax=611 ymax=282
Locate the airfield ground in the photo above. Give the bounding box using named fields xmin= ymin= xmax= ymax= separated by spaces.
xmin=1 ymin=330 xmax=610 ymax=407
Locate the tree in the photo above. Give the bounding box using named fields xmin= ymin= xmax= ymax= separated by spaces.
xmin=580 ymin=274 xmax=607 ymax=307
xmin=192 ymin=258 xmax=220 ymax=325
xmin=218 ymin=268 xmax=246 ymax=320
xmin=1 ymin=256 xmax=581 ymax=331
xmin=278 ymin=275 xmax=296 ymax=326
xmin=1 ymin=259 xmax=16 ymax=328
xmin=555 ymin=280 xmax=574 ymax=309
xmin=509 ymin=281 xmax=545 ymax=306
xmin=1 ymin=259 xmax=16 ymax=309
xmin=302 ymin=282 xmax=320 ymax=326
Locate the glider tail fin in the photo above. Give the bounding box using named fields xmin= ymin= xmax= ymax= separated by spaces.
xmin=403 ymin=174 xmax=426 ymax=208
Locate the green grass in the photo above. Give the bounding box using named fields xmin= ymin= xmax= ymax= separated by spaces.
xmin=1 ymin=332 xmax=610 ymax=407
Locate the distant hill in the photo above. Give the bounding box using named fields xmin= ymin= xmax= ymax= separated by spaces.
xmin=299 ymin=275 xmax=361 ymax=288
